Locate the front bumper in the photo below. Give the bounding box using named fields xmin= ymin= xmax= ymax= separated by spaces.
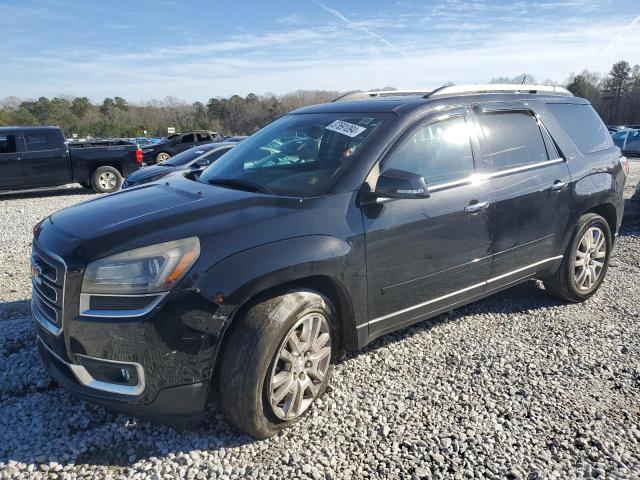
xmin=39 ymin=338 xmax=208 ymax=424
xmin=34 ymin=261 xmax=227 ymax=422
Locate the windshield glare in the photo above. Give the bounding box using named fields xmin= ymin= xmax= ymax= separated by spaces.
xmin=163 ymin=148 xmax=211 ymax=166
xmin=198 ymin=113 xmax=385 ymax=196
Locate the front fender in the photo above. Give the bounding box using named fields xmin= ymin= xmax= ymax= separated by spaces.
xmin=197 ymin=234 xmax=367 ymax=334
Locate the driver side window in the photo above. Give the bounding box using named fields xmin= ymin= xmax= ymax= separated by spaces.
xmin=383 ymin=116 xmax=475 ymax=184
xmin=181 ymin=134 xmax=195 ymax=143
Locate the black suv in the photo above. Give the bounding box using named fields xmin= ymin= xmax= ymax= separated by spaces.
xmin=33 ymin=85 xmax=626 ymax=438
xmin=141 ymin=130 xmax=221 ymax=164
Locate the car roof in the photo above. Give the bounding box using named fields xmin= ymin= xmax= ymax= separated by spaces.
xmin=0 ymin=126 xmax=60 ymax=132
xmin=291 ymin=92 xmax=589 ymax=117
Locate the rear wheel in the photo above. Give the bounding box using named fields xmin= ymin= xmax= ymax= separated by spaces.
xmin=155 ymin=152 xmax=171 ymax=163
xmin=542 ymin=213 xmax=612 ymax=302
xmin=217 ymin=289 xmax=335 ymax=439
xmin=91 ymin=166 xmax=123 ymax=193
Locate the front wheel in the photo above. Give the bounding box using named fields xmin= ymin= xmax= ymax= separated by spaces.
xmin=542 ymin=213 xmax=612 ymax=302
xmin=90 ymin=166 xmax=123 ymax=193
xmin=217 ymin=290 xmax=335 ymax=439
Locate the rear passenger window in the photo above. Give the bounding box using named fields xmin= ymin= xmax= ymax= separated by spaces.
xmin=478 ymin=111 xmax=548 ymax=171
xmin=382 ymin=116 xmax=475 ymax=184
xmin=0 ymin=134 xmax=17 ymax=154
xmin=24 ymin=131 xmax=61 ymax=152
xmin=547 ymin=103 xmax=612 ymax=154
xmin=626 ymin=130 xmax=640 ymax=149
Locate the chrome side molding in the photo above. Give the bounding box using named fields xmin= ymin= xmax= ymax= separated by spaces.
xmin=366 ymin=255 xmax=564 ymax=327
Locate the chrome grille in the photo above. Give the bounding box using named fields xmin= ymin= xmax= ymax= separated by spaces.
xmin=31 ymin=245 xmax=66 ymax=335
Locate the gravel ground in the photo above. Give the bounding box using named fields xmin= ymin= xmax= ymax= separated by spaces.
xmin=1 ymin=166 xmax=639 ymax=479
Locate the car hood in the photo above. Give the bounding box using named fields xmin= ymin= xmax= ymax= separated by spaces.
xmin=40 ymin=175 xmax=305 ymax=264
xmin=125 ymin=165 xmax=184 ymax=184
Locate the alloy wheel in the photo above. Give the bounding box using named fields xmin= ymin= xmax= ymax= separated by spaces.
xmin=98 ymin=171 xmax=117 ymax=190
xmin=574 ymin=226 xmax=606 ymax=291
xmin=268 ymin=312 xmax=332 ymax=420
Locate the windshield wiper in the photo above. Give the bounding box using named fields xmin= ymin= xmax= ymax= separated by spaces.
xmin=206 ymin=178 xmax=275 ymax=195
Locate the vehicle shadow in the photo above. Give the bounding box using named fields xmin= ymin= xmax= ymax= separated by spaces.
xmin=0 ymin=273 xmax=626 ymax=468
xmin=0 ymin=185 xmax=93 ymax=200
xmin=352 ymin=279 xmax=564 ymax=360
xmin=0 ymin=299 xmax=31 ymax=320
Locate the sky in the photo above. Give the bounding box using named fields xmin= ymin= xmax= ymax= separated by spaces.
xmin=0 ymin=0 xmax=639 ymax=103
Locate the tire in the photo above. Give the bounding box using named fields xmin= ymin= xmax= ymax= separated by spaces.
xmin=217 ymin=289 xmax=335 ymax=439
xmin=542 ymin=213 xmax=612 ymax=302
xmin=90 ymin=166 xmax=123 ymax=193
xmin=155 ymin=152 xmax=171 ymax=163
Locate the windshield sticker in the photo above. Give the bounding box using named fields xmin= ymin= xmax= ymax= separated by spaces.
xmin=325 ymin=120 xmax=367 ymax=138
xmin=358 ymin=117 xmax=375 ymax=125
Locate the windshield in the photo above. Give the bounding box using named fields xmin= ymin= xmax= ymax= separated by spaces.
xmin=163 ymin=147 xmax=211 ymax=166
xmin=198 ymin=113 xmax=385 ymax=196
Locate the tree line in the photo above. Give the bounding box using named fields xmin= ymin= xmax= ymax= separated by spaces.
xmin=0 ymin=60 xmax=638 ymax=139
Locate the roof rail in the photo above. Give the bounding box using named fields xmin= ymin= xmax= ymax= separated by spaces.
xmin=424 ymin=84 xmax=573 ymax=98
xmin=332 ymin=90 xmax=434 ymax=102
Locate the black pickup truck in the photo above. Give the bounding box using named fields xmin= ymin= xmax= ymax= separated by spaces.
xmin=0 ymin=127 xmax=142 ymax=193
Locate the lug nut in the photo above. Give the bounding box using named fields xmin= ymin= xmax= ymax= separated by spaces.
xmin=305 ymin=361 xmax=312 ymax=368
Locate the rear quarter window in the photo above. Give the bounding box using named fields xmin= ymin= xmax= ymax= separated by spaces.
xmin=546 ymin=103 xmax=612 ymax=154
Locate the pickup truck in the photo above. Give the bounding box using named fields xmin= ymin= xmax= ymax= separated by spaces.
xmin=0 ymin=126 xmax=142 ymax=193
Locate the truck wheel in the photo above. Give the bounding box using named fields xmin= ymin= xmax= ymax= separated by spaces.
xmin=91 ymin=166 xmax=123 ymax=193
xmin=218 ymin=289 xmax=335 ymax=439
xmin=155 ymin=152 xmax=171 ymax=163
xmin=542 ymin=213 xmax=612 ymax=302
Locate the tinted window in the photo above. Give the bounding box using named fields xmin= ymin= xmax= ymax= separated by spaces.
xmin=479 ymin=111 xmax=548 ymax=171
xmin=612 ymin=131 xmax=628 ymax=148
xmin=196 ymin=133 xmax=210 ymax=142
xmin=24 ymin=131 xmax=61 ymax=152
xmin=199 ymin=113 xmax=386 ymax=197
xmin=383 ymin=116 xmax=475 ymax=184
xmin=626 ymin=130 xmax=640 ymax=150
xmin=164 ymin=147 xmax=211 ymax=166
xmin=547 ymin=103 xmax=612 ymax=154
xmin=201 ymin=147 xmax=231 ymax=164
xmin=181 ymin=134 xmax=195 ymax=143
xmin=0 ymin=134 xmax=17 ymax=154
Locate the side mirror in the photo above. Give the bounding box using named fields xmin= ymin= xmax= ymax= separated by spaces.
xmin=374 ymin=169 xmax=429 ymax=199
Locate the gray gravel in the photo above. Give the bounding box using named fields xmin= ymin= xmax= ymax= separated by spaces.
xmin=1 ymin=168 xmax=639 ymax=479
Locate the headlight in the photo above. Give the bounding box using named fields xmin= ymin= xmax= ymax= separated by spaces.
xmin=82 ymin=237 xmax=200 ymax=295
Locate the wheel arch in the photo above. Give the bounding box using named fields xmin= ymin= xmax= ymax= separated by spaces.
xmin=89 ymin=162 xmax=123 ymax=177
xmin=585 ymin=202 xmax=617 ymax=237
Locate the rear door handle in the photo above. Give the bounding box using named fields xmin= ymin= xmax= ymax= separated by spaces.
xmin=550 ymin=180 xmax=568 ymax=191
xmin=464 ymin=200 xmax=489 ymax=213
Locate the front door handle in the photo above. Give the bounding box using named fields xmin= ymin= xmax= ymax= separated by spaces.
xmin=550 ymin=180 xmax=568 ymax=191
xmin=464 ymin=200 xmax=489 ymax=213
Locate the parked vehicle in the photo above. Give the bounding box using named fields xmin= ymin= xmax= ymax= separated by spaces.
xmin=122 ymin=142 xmax=236 ymax=189
xmin=1 ymin=126 xmax=142 ymax=194
xmin=32 ymin=85 xmax=625 ymax=438
xmin=612 ymin=129 xmax=640 ymax=157
xmin=140 ymin=130 xmax=221 ymax=164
